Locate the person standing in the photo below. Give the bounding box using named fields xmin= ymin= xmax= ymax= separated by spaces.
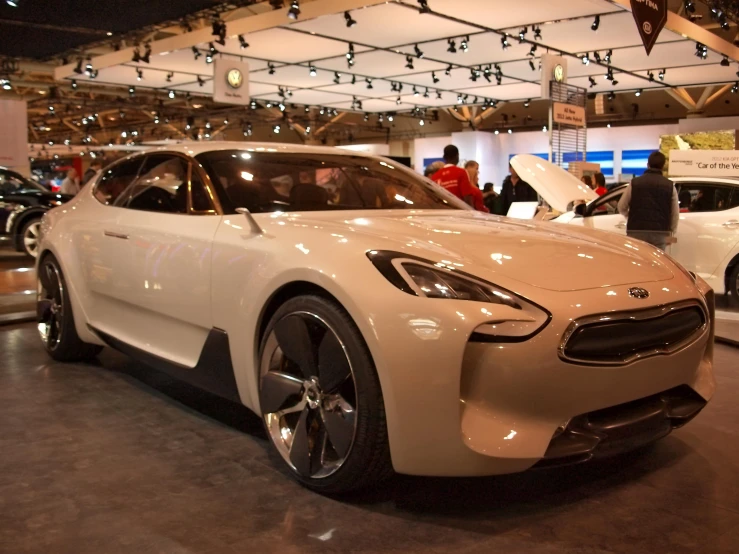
xmin=82 ymin=160 xmax=102 ymax=185
xmin=617 ymin=151 xmax=679 ymax=251
xmin=430 ymin=145 xmax=476 ymax=208
xmin=593 ymin=172 xmax=608 ymax=196
xmin=499 ymin=163 xmax=538 ymax=215
xmin=463 ymin=160 xmax=489 ymax=213
xmin=59 ymin=169 xmax=81 ymax=196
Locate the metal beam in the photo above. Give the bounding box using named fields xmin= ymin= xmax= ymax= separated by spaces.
xmin=54 ymin=0 xmax=389 ymax=81
xmin=666 ymin=87 xmax=697 ymax=110
xmin=705 ymin=83 xmax=732 ymax=107
xmin=695 ymin=85 xmax=716 ymax=109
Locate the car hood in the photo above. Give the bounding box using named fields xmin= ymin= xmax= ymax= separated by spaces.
xmin=510 ymin=154 xmax=598 ymax=213
xmin=272 ymin=210 xmax=674 ymax=292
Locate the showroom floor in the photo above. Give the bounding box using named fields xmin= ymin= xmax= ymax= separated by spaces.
xmin=0 ymin=325 xmax=738 ymax=554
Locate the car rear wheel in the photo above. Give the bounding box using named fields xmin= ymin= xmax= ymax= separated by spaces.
xmin=21 ymin=217 xmax=42 ymax=258
xmin=258 ymin=295 xmax=393 ymax=494
xmin=37 ymin=254 xmax=103 ymax=362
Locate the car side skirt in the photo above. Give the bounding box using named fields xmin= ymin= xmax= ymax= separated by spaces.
xmin=89 ymin=325 xmax=241 ymax=403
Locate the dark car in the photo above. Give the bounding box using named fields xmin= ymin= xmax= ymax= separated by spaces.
xmin=0 ymin=167 xmax=72 ymax=257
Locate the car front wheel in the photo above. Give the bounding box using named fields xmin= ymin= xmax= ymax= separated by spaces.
xmin=20 ymin=217 xmax=42 ymax=258
xmin=258 ymin=294 xmax=393 ymax=494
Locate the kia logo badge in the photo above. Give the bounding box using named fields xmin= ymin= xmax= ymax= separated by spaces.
xmin=628 ymin=287 xmax=650 ymax=299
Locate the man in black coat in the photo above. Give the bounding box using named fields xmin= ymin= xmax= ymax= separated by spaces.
xmin=498 ymin=163 xmax=538 ymax=215
xmin=617 ymin=151 xmax=679 ymax=250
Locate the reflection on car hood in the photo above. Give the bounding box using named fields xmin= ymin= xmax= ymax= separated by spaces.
xmin=269 ymin=210 xmax=674 ymax=292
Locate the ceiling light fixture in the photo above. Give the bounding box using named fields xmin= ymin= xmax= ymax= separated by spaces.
xmin=695 ymin=42 xmax=708 ymax=59
xmin=593 ymin=51 xmax=602 ymax=63
xmin=589 ymin=76 xmax=597 ymax=88
xmin=333 ymin=72 xmax=341 ymax=84
xmin=523 ymin=99 xmax=530 ymax=108
xmin=461 ymin=35 xmax=469 ymax=52
xmin=136 ymin=68 xmax=143 ymax=81
xmin=287 ymin=0 xmax=300 ymax=19
xmin=268 ymin=63 xmax=276 ymax=75
xmin=366 ymin=78 xmax=373 ymax=89
xmin=529 ymin=44 xmax=537 ymax=57
xmin=591 ymin=15 xmax=600 ymax=31
xmin=192 ymin=46 xmax=201 ymax=60
xmin=721 ymin=55 xmax=730 ymax=67
xmin=406 ymin=55 xmax=414 ymax=69
xmin=309 ymin=63 xmax=317 ymax=76
xmin=635 ymin=89 xmax=642 ymax=97
xmin=166 ymin=72 xmax=173 ymax=83
xmin=197 ymin=75 xmax=205 ymax=87
xmin=447 ymin=39 xmax=457 ymax=53
xmin=518 ymin=27 xmax=527 ymax=42
xmin=732 ymin=81 xmax=739 ymax=94
xmin=417 ymin=0 xmax=430 ymax=14
xmin=141 ymin=43 xmax=151 ymax=64
xmin=582 ymin=53 xmax=590 ymax=65
xmin=70 ymin=79 xmax=77 ymax=89
xmin=604 ymin=49 xmax=612 ymax=63
xmin=659 ymin=68 xmax=666 ymax=80
xmin=436 ymin=90 xmax=442 ymax=99
xmin=533 ymin=25 xmax=542 ymax=40
xmin=128 ymin=86 xmax=135 ymax=96
xmin=500 ymin=34 xmax=509 ymax=50
xmin=132 ymin=47 xmax=141 ymax=63
xmin=445 ymin=64 xmax=453 ymax=76
xmin=684 ymin=0 xmax=695 ymax=13
xmin=346 ymin=43 xmax=355 ymax=67
xmin=239 ymin=35 xmax=249 ymax=49
xmin=432 ymin=71 xmax=439 ymax=83
xmin=344 ymin=11 xmax=357 ymax=27
xmin=168 ymin=90 xmax=175 ymax=99
xmin=648 ymin=71 xmax=655 ymax=82
xmin=529 ymin=59 xmax=536 ymax=71
xmin=414 ymin=44 xmax=424 ymax=58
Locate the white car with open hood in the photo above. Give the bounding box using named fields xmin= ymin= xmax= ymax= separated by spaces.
xmin=36 ymin=143 xmax=715 ymax=494
xmin=512 ymin=154 xmax=739 ymax=304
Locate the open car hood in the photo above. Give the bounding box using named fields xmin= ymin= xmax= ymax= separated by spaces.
xmin=510 ymin=154 xmax=598 ymax=213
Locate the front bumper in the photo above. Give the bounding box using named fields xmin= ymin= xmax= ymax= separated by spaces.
xmin=359 ymin=274 xmax=715 ymax=477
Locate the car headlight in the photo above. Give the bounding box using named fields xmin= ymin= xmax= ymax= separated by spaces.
xmin=367 ymin=250 xmax=550 ymax=341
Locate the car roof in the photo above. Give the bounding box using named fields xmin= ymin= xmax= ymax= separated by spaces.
xmin=136 ymin=141 xmax=373 ymax=158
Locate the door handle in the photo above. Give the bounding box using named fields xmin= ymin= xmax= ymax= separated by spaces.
xmin=615 ymin=222 xmax=626 ymax=229
xmin=722 ymin=220 xmax=739 ymax=228
xmin=104 ymin=230 xmax=129 ymax=240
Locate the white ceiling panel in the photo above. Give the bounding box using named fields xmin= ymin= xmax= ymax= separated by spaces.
xmin=253 ymin=88 xmax=355 ymax=106
xmin=399 ymin=69 xmax=518 ymax=90
xmin=419 ymin=0 xmax=623 ymax=30
xmin=397 ymin=91 xmax=461 ymax=107
xmin=210 ymin=28 xmax=370 ymax=63
xmin=249 ymin=65 xmax=338 ymax=88
xmin=72 ymin=65 xmax=199 ymax=89
xmin=317 ymin=78 xmax=397 ymax=97
xmin=527 ymin=11 xmax=682 ymax=55
xmin=569 ymin=72 xmax=663 ymax=93
xmin=605 ymin=41 xmax=725 ymax=73
xmin=140 ymin=49 xmax=270 ymax=75
xmin=288 ymin=3 xmax=478 ymax=48
xmin=317 ymin=50 xmax=446 ymax=78
xmin=396 ymin=34 xmax=533 ymax=67
xmin=457 ymin=81 xmax=543 ymax=101
xmin=323 ymin=98 xmax=418 ymax=113
xmin=658 ymin=64 xmax=739 ymax=86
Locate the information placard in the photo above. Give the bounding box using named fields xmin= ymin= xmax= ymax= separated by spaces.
xmin=552 ymin=102 xmax=585 ymax=127
xmin=668 ymin=150 xmax=739 ymax=177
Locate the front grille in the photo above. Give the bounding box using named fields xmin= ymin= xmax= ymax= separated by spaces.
xmin=534 ymin=385 xmax=707 ymax=469
xmin=560 ymin=302 xmax=707 ymax=365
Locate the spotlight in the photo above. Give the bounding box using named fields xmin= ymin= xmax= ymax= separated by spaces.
xmin=436 ymin=90 xmax=442 ymax=99
xmin=432 ymin=71 xmax=439 ymax=83
xmin=71 ymin=79 xmax=77 ymax=89
xmin=684 ymin=0 xmax=695 ymax=13
xmin=250 ymin=99 xmax=257 ymax=109
xmin=659 ymin=68 xmax=666 ymax=80
xmin=197 ymin=75 xmax=205 ymax=87
xmin=333 ymin=72 xmax=341 ymax=84
xmin=387 ymin=114 xmax=394 ymax=122
xmin=346 ymin=43 xmax=355 ymax=67
xmin=589 ymin=76 xmax=597 ymax=88
xmin=89 ymin=69 xmax=98 ymax=79
xmin=445 ymin=64 xmax=453 ymax=76
xmin=722 ymin=56 xmax=730 ymax=67
xmin=419 ymin=119 xmax=425 ymax=126
xmin=239 ymin=35 xmax=249 ymax=49
xmin=309 ymin=64 xmax=317 ymax=77
xmin=273 ymin=124 xmax=281 ymax=134
xmin=414 ymin=44 xmax=424 ymax=58
xmin=582 ymin=53 xmax=590 ymax=65
xmin=593 ymin=51 xmax=602 ymax=63
xmin=396 ymin=96 xmax=402 ymax=105
xmin=470 ymin=68 xmax=478 ymax=82
xmin=351 ymin=74 xmax=356 ymax=85
xmin=461 ymin=35 xmax=469 ymax=52
xmin=136 ymin=68 xmax=143 ymax=81
xmin=141 ymin=43 xmax=151 ymax=64
xmin=695 ymin=42 xmax=708 ymax=59
xmin=132 ymin=48 xmax=141 ymax=63
xmin=287 ymin=0 xmax=300 ymax=19
xmin=366 ymin=78 xmax=373 ymax=89
xmin=85 ymin=57 xmax=93 ymax=75
xmin=268 ymin=63 xmax=276 ymax=75
xmin=529 ymin=44 xmax=537 ymax=57
xmin=483 ymin=65 xmax=492 ymax=82
xmin=128 ymin=86 xmax=135 ymax=96
xmin=447 ymin=39 xmax=457 ymax=53
xmin=74 ymin=59 xmax=83 ymax=74
xmin=635 ymin=89 xmax=642 ymax=97
xmin=344 ymin=11 xmax=357 ymax=27
xmin=533 ymin=25 xmax=542 ymax=40
xmin=192 ymin=46 xmax=201 ymax=60
xmin=608 ymin=91 xmax=615 ymax=100
xmin=518 ymin=27 xmax=527 ymax=42
xmin=417 ymin=0 xmax=430 ymax=14
xmin=168 ymin=90 xmax=175 ymax=99
xmin=6 ymin=0 xmax=20 ymax=7
xmin=732 ymin=82 xmax=739 ymax=94
xmin=591 ymin=15 xmax=600 ymax=31
xmin=604 ymin=49 xmax=612 ymax=63
xmin=523 ymin=99 xmax=530 ymax=108
xmin=413 ymin=85 xmax=419 ymax=96
xmin=501 ymin=34 xmax=510 ymax=50
xmin=406 ymin=55 xmax=414 ymax=69
xmin=529 ymin=59 xmax=536 ymax=71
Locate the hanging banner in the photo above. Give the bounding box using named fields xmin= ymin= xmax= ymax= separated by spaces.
xmin=0 ymin=99 xmax=29 ymax=173
xmin=552 ymin=102 xmax=586 ymax=127
xmin=630 ymin=0 xmax=668 ymax=55
xmin=669 ymin=150 xmax=739 ymax=177
xmin=213 ymin=59 xmax=250 ymax=105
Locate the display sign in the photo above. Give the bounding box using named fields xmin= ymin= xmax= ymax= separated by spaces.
xmin=552 ymin=102 xmax=586 ymax=127
xmin=540 ymin=54 xmax=567 ymax=100
xmin=213 ymin=59 xmax=250 ymax=105
xmin=630 ymin=0 xmax=668 ymax=56
xmin=0 ymin=99 xmax=29 ymax=173
xmin=668 ymin=150 xmax=739 ymax=177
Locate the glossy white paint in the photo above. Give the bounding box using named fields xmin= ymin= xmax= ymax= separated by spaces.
xmin=37 ymin=142 xmax=715 ymax=477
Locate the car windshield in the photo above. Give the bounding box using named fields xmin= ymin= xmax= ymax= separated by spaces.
xmin=0 ymin=170 xmax=44 ymax=194
xmin=195 ymin=150 xmax=469 ymax=213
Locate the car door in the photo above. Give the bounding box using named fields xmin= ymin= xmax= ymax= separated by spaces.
xmin=580 ymin=187 xmax=628 ymax=236
xmin=113 ymin=153 xmax=222 ymax=366
xmin=671 ymin=182 xmax=739 ymax=288
xmin=74 ymin=156 xmax=145 ymax=334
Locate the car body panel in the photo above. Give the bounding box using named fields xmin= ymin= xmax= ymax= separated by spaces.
xmin=37 ymin=143 xmax=716 ymax=477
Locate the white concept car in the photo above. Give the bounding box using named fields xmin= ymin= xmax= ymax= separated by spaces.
xmin=37 ymin=143 xmax=715 ymax=493
xmin=512 ymin=154 xmax=739 ymax=304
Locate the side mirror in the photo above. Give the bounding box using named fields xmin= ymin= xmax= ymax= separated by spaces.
xmin=574 ymin=203 xmax=587 ymax=217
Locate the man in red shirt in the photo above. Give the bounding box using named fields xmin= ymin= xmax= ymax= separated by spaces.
xmin=431 ymin=145 xmax=488 ymax=212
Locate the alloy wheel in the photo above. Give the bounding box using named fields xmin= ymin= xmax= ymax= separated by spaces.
xmin=260 ymin=311 xmax=358 ymax=479
xmin=37 ymin=261 xmax=64 ymax=350
xmin=23 ymin=221 xmax=41 ymax=258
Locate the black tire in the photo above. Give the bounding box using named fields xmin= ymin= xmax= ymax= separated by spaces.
xmin=730 ymin=264 xmax=739 ymax=308
xmin=20 ymin=216 xmax=42 ymax=258
xmin=258 ymin=294 xmax=393 ymax=494
xmin=37 ymin=254 xmax=103 ymax=362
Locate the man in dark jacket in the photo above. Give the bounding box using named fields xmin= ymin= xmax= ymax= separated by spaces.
xmin=82 ymin=160 xmax=102 ymax=185
xmin=499 ymin=163 xmax=538 ymax=215
xmin=617 ymin=151 xmax=679 ymax=250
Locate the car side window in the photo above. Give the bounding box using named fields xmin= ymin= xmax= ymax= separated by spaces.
xmin=588 ymin=190 xmax=623 ymax=216
xmin=94 ymin=158 xmax=144 ymax=205
xmin=120 ymin=155 xmax=189 ymax=214
xmin=190 ymin=169 xmax=216 ymax=213
xmin=677 ymin=183 xmax=733 ymax=213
